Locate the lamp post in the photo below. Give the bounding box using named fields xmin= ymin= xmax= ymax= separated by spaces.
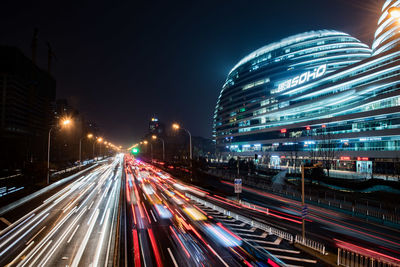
xmin=97 ymin=137 xmax=103 ymax=160
xmin=79 ymin=133 xmax=93 ymax=168
xmin=47 ymin=117 xmax=72 ymax=185
xmin=300 ymin=162 xmax=322 ymax=240
xmin=143 ymin=140 xmax=153 ymax=162
xmin=152 ymin=135 xmax=165 ymax=162
xmin=172 ymin=123 xmax=192 ymax=166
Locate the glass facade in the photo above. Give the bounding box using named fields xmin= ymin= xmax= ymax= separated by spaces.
xmin=214 ymin=0 xmax=400 ymax=172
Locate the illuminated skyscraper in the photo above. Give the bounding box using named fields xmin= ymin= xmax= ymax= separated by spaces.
xmin=214 ymin=0 xmax=400 ymax=175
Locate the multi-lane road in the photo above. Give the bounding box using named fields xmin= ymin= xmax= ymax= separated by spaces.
xmin=0 ymin=155 xmax=123 ymax=267
xmin=1 ymin=154 xmax=399 ymax=266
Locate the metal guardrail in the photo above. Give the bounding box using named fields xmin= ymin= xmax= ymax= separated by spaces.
xmin=337 ymin=248 xmax=400 ymax=267
xmin=213 ymin=171 xmax=400 ymax=225
xmin=186 ymin=193 xmax=294 ymax=242
xmin=295 ymin=235 xmax=326 ymax=255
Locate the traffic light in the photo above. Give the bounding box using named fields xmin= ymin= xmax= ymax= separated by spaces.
xmin=131 ymin=147 xmax=139 ymax=155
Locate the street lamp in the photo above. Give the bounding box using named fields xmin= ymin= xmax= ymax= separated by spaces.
xmin=142 ymin=140 xmax=153 ymax=162
xmin=79 ymin=133 xmax=94 ymax=169
xmin=87 ymin=133 xmax=97 ymax=159
xmin=97 ymin=137 xmax=103 ymax=159
xmin=47 ymin=117 xmax=72 ymax=185
xmin=172 ymin=123 xmax=192 ymax=167
xmin=152 ymin=135 xmax=165 ymax=162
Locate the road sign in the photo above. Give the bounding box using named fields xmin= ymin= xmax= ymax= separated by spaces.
xmin=234 ymin=179 xmax=242 ymax=193
xmin=301 ymin=205 xmax=308 ymax=218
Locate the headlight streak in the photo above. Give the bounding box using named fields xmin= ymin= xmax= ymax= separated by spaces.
xmin=25 ymin=226 xmax=46 ymax=245
xmin=170 ymin=226 xmax=191 ymax=258
xmin=3 ymin=158 xmax=123 ymax=267
xmin=204 ymin=223 xmax=242 ymax=247
xmin=92 ymin=209 xmax=110 ymax=267
xmin=0 ymin=213 xmax=35 ymax=242
xmin=6 ymin=240 xmax=35 ymax=266
xmin=0 ymin=213 xmax=49 ymax=258
xmin=37 ymin=205 xmax=88 ymax=266
xmin=18 ymin=206 xmax=77 ymax=266
xmin=70 ymin=208 xmax=99 ymax=267
xmin=25 ymin=239 xmax=53 ymax=267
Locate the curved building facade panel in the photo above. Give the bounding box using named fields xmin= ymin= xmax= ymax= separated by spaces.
xmin=214 ymin=1 xmax=400 ymax=174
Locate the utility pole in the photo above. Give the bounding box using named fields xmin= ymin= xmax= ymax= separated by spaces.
xmin=301 ymin=165 xmax=305 ymax=240
xmin=301 ymin=163 xmax=321 ymax=240
xmin=237 ymin=156 xmax=240 ymax=177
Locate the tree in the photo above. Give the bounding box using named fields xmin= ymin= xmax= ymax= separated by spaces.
xmin=320 ymin=131 xmax=336 ymax=177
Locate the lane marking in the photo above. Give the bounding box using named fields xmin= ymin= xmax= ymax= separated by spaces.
xmin=224 ymin=222 xmax=246 ymax=227
xmin=238 ymin=232 xmax=268 ymax=239
xmin=67 ymin=224 xmax=80 ymax=243
xmin=150 ymin=210 xmax=157 ymax=222
xmin=230 ymin=226 xmax=257 ymax=233
xmin=254 ymin=246 xmax=300 ymax=254
xmin=7 ymin=240 xmax=35 ymax=266
xmin=167 ymin=247 xmax=179 ymax=267
xmin=274 ymin=255 xmax=317 ymax=263
xmin=26 ymin=226 xmax=46 ymax=245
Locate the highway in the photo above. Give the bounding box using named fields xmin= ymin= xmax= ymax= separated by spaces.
xmin=125 ymin=157 xmax=400 ymax=266
xmin=124 ymin=156 xmax=311 ymax=266
xmin=2 ymin=154 xmax=398 ymax=266
xmin=0 ymin=154 xmax=123 ymax=267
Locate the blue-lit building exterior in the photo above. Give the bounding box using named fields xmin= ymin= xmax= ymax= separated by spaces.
xmin=214 ymin=0 xmax=400 ymax=175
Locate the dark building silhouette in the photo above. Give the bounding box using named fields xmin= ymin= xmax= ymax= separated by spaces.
xmin=0 ymin=46 xmax=56 ymax=173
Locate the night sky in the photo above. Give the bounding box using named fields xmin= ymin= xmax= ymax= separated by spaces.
xmin=2 ymin=0 xmax=381 ymax=147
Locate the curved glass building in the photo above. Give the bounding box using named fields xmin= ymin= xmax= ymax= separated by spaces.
xmin=214 ymin=0 xmax=400 ymax=175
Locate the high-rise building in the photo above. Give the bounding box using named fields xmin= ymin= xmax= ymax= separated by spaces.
xmin=214 ymin=0 xmax=400 ymax=175
xmin=0 ymin=46 xmax=55 ymax=171
xmin=149 ymin=116 xmax=165 ymax=135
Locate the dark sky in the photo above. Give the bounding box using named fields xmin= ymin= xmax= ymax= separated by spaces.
xmin=1 ymin=0 xmax=382 ymax=147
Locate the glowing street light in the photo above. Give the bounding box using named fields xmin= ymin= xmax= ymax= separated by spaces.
xmin=172 ymin=123 xmax=180 ymax=130
xmin=96 ymin=137 xmax=104 ymax=158
xmin=79 ymin=133 xmax=95 ymax=168
xmin=47 ymin=117 xmax=73 ymax=184
xmin=172 ymin=123 xmax=192 ymax=167
xmin=142 ymin=140 xmax=153 ymax=161
xmin=61 ymin=118 xmax=72 ymax=126
xmin=152 ymin=135 xmax=165 ymax=161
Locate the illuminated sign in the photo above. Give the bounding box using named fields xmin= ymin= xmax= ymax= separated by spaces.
xmin=280 ymin=128 xmax=287 ymax=133
xmin=273 ymin=64 xmax=327 ymax=94
xmin=357 ymin=157 xmax=369 ymax=161
xmin=340 ymin=156 xmax=351 ymax=161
